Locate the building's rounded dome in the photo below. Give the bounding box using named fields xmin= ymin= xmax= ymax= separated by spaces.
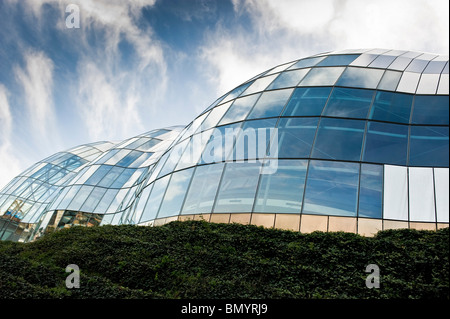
xmin=0 ymin=49 xmax=448 ymax=242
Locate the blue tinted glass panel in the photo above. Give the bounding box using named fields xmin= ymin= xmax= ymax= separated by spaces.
xmin=98 ymin=166 xmax=125 ymax=188
xmin=312 ymin=118 xmax=365 ymax=161
xmin=214 ymin=162 xmax=261 ymax=213
xmin=267 ymin=69 xmax=309 ymax=90
xmin=181 ymin=163 xmax=225 ymax=215
xmin=358 ymin=164 xmax=383 ymax=219
xmin=116 ymin=151 xmax=143 ymax=167
xmin=157 ymin=168 xmax=194 ymax=218
xmin=282 ymin=87 xmax=332 ymax=116
xmin=247 ymin=89 xmax=293 ymax=119
xmin=218 ymin=94 xmax=260 ymax=125
xmin=299 ymin=67 xmax=345 ymax=86
xmin=230 ymin=118 xmax=277 ymax=161
xmin=363 ymin=122 xmax=408 ymax=165
xmin=85 ymin=166 xmax=112 ymax=185
xmin=336 ymin=67 xmax=384 ymax=89
xmin=254 ymin=160 xmax=308 ymax=213
xmin=411 ymin=95 xmax=449 ymax=125
xmin=409 ymin=126 xmax=449 ymax=167
xmin=277 ymin=117 xmax=319 ymax=158
xmin=322 ymin=88 xmax=374 ymax=119
xmin=303 ymin=160 xmax=359 ymax=217
xmin=110 ymin=168 xmax=136 ymax=188
xmin=369 ymin=91 xmax=413 ymax=123
xmin=317 ymin=54 xmax=359 ymax=66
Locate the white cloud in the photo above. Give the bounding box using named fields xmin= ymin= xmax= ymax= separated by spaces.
xmin=14 ymin=50 xmax=59 ymax=147
xmin=0 ymin=85 xmax=22 ymax=189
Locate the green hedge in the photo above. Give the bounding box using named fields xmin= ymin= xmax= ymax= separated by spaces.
xmin=0 ymin=220 xmax=448 ymax=299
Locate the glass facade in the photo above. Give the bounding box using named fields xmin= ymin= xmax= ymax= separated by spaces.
xmin=1 ymin=49 xmax=448 ymax=242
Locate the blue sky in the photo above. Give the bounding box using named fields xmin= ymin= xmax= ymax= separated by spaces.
xmin=0 ymin=0 xmax=449 ymax=189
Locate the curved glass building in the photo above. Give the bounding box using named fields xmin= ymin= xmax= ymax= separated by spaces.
xmin=1 ymin=48 xmax=448 ymax=242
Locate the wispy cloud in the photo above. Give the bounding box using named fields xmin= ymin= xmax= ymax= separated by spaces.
xmin=14 ymin=50 xmax=56 ymax=138
xmin=0 ymin=84 xmax=21 ymax=188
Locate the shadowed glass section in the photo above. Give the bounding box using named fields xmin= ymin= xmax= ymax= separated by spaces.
xmin=312 ymin=118 xmax=365 ymax=161
xmin=276 ymin=117 xmax=318 ymax=158
xmin=317 ymin=54 xmax=359 ymax=66
xmin=363 ymin=122 xmax=408 ymax=165
xmin=303 ymin=160 xmax=359 ymax=217
xmin=254 ymin=160 xmax=307 ymax=213
xmin=336 ymin=67 xmax=384 ymax=89
xmin=322 ymin=87 xmax=374 ymax=119
xmin=369 ymin=91 xmax=413 ymax=123
xmin=281 ymin=87 xmax=332 ymax=116
xmin=409 ymin=126 xmax=449 ymax=167
xmin=411 ymin=95 xmax=449 ymax=125
xmin=358 ymin=164 xmax=383 ymax=219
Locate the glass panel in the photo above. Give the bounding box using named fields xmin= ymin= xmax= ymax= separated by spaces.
xmin=281 ymin=87 xmax=332 ymax=117
xmin=437 ymin=74 xmax=449 ymax=95
xmin=213 ymin=162 xmax=261 ymax=213
xmin=94 ymin=189 xmax=119 ymax=213
xmin=110 ymin=168 xmax=136 ymax=188
xmin=303 ymin=160 xmax=359 ymax=217
xmin=116 ymin=151 xmax=143 ymax=167
xmin=383 ymin=165 xmax=408 ymax=221
xmin=199 ymin=123 xmax=243 ymax=165
xmin=66 ymin=186 xmax=94 ymax=211
xmin=405 ymin=59 xmax=428 ymax=73
xmin=157 ymin=168 xmax=194 ymax=219
xmin=358 ymin=164 xmax=383 ymax=219
xmin=396 ymin=72 xmax=420 ymax=93
xmin=369 ymin=91 xmax=413 ymax=123
xmin=409 ymin=126 xmax=449 ymax=167
xmin=322 ymin=87 xmax=374 ymax=119
xmin=229 ymin=118 xmax=277 ymax=161
xmin=316 ymin=54 xmax=359 ymax=66
xmin=312 ymin=118 xmax=365 ymax=161
xmin=254 ymin=160 xmax=308 ymax=213
xmin=416 ymin=74 xmax=440 ymax=94
xmin=181 ymin=163 xmax=225 ymax=215
xmin=288 ymin=57 xmax=325 ymax=69
xmin=93 ymin=149 xmax=120 ymax=165
xmin=434 ymin=168 xmax=449 ymax=223
xmin=222 ymin=81 xmax=253 ymax=103
xmin=363 ymin=122 xmax=408 ymax=165
xmin=157 ymin=138 xmax=190 ymax=178
xmin=218 ymin=93 xmax=260 ymax=125
xmin=139 ymin=175 xmax=170 ymax=222
xmin=423 ymin=60 xmax=447 ymax=74
xmin=368 ymin=55 xmax=396 ymax=68
xmin=80 ymin=187 xmax=107 ymax=212
xmin=409 ymin=168 xmax=435 ymax=222
xmin=247 ymin=89 xmax=293 ymax=120
xmin=377 ymin=70 xmax=402 ymax=91
xmin=265 ymin=61 xmax=296 ymax=75
xmin=196 ymin=101 xmax=231 ymax=133
xmin=299 ymin=67 xmax=345 ymax=86
xmin=266 ymin=69 xmax=310 ymax=90
xmin=97 ymin=166 xmax=125 ymax=188
xmin=242 ymin=74 xmax=278 ymax=96
xmin=411 ymin=95 xmax=449 ymax=125
xmin=277 ymin=117 xmax=319 ymax=158
xmin=349 ymin=54 xmax=378 ymax=67
xmin=336 ymin=67 xmax=384 ymax=89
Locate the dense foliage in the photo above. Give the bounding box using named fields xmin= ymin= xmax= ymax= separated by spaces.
xmin=0 ymin=220 xmax=448 ymax=299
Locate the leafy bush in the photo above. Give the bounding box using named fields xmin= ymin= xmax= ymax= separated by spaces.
xmin=0 ymin=221 xmax=448 ymax=299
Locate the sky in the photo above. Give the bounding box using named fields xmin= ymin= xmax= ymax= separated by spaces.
xmin=0 ymin=0 xmax=449 ymax=189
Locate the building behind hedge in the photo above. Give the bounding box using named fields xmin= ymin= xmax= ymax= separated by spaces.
xmin=0 ymin=48 xmax=448 ymax=242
